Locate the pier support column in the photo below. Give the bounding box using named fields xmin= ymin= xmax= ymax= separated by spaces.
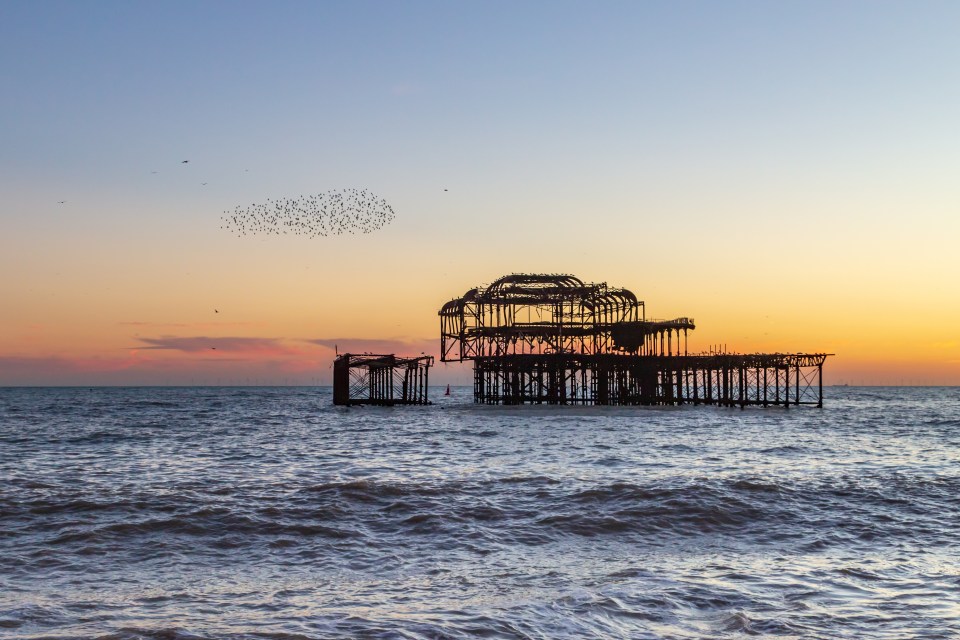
xmin=818 ymin=363 xmax=823 ymax=408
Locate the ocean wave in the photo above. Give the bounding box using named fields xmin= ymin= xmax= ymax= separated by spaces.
xmin=44 ymin=512 xmax=361 ymax=547
xmin=3 ymin=387 xmax=960 ymax=640
xmin=8 ymin=472 xmax=957 ymax=553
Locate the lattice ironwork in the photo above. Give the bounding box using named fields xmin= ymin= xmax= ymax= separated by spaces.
xmin=333 ymin=354 xmax=433 ymax=406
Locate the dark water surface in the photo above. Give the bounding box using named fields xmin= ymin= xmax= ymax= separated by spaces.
xmin=1 ymin=386 xmax=958 ymax=639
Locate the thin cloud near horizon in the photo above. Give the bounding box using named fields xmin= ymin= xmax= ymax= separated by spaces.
xmin=136 ymin=336 xmax=292 ymax=353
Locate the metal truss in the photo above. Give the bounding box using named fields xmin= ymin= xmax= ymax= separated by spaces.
xmin=333 ymin=354 xmax=434 ymax=406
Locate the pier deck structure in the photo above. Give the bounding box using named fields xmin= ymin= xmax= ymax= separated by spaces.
xmin=440 ymin=274 xmax=830 ymax=407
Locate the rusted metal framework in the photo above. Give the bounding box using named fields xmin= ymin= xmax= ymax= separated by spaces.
xmin=440 ymin=273 xmax=695 ymax=360
xmin=440 ymin=274 xmax=831 ymax=407
xmin=333 ymin=354 xmax=433 ymax=406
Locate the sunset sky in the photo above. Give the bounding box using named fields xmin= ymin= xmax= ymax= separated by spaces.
xmin=2 ymin=1 xmax=958 ymax=385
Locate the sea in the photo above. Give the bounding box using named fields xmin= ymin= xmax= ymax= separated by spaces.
xmin=1 ymin=386 xmax=958 ymax=639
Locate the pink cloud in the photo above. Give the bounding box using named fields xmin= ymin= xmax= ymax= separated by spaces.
xmin=0 ymin=353 xmax=329 ymax=386
xmin=0 ymin=354 xmax=153 ymax=385
xmin=0 ymin=335 xmax=472 ymax=386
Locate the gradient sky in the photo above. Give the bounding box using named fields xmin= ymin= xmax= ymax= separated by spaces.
xmin=2 ymin=1 xmax=958 ymax=385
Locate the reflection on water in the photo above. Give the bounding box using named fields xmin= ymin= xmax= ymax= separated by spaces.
xmin=1 ymin=386 xmax=958 ymax=638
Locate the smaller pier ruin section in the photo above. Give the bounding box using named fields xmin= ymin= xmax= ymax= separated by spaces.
xmin=333 ymin=354 xmax=434 ymax=406
xmin=440 ymin=273 xmax=831 ymax=407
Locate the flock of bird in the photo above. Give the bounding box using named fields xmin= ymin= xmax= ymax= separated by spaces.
xmin=220 ymin=188 xmax=396 ymax=238
xmin=57 ymin=161 xmax=402 ymax=240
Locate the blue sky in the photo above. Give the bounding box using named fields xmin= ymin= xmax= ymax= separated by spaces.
xmin=6 ymin=1 xmax=957 ymax=190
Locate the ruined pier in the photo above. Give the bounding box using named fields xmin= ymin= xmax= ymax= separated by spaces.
xmin=440 ymin=274 xmax=830 ymax=407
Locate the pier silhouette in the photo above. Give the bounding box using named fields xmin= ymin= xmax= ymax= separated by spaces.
xmin=440 ymin=274 xmax=830 ymax=407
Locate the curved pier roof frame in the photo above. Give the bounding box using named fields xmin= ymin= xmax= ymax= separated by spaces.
xmin=439 ymin=273 xmax=698 ymax=362
xmin=441 ymin=273 xmax=641 ymax=310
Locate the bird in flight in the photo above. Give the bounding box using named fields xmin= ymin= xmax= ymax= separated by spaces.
xmin=182 ymin=160 xmax=189 ymax=164
xmin=57 ymin=200 xmax=66 ymax=204
xmin=214 ymin=309 xmax=219 ymax=313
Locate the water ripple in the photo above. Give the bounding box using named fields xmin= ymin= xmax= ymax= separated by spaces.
xmin=1 ymin=386 xmax=958 ymax=638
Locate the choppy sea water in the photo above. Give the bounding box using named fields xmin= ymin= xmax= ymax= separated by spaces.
xmin=1 ymin=386 xmax=958 ymax=639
